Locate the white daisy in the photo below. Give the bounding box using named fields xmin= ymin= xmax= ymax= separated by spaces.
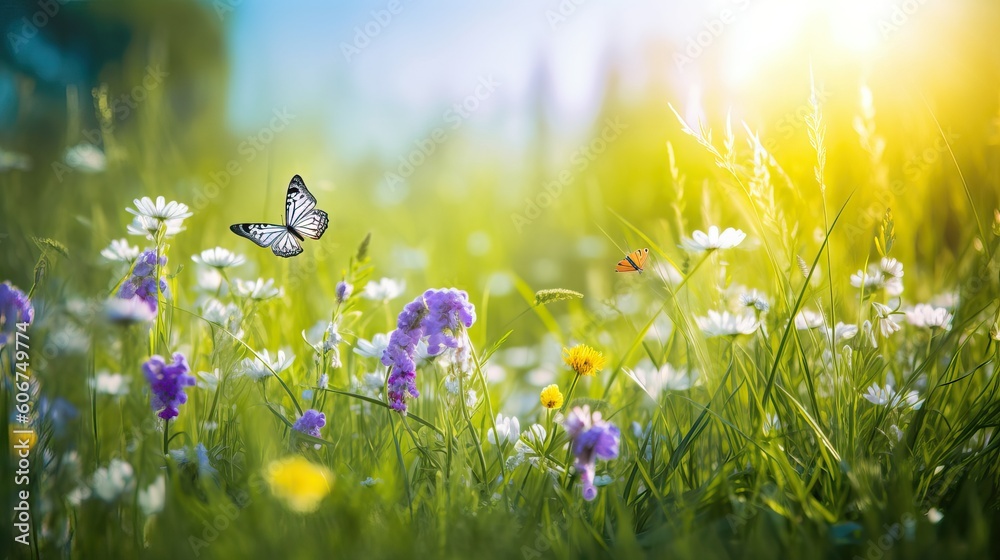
xmin=201 ymin=298 xmax=241 ymax=330
xmin=93 ymin=371 xmax=130 ymax=396
xmin=361 ymin=277 xmax=406 ymax=301
xmin=862 ymin=382 xmax=923 ymax=409
xmin=906 ymin=304 xmax=953 ymax=330
xmin=126 ymin=215 xmax=185 ymax=240
xmin=64 ymin=143 xmax=106 ymax=172
xmin=238 ymin=349 xmax=295 ymax=381
xmin=795 ymin=309 xmax=826 ymax=330
xmin=823 ymin=322 xmax=858 ymax=343
xmin=354 ymin=333 xmax=390 ymax=359
xmin=192 ymin=247 xmax=245 ymax=269
xmin=851 ymin=258 xmax=904 ymax=296
xmin=238 ymin=357 xmax=272 ymax=381
xmin=487 ymin=414 xmax=520 ymax=445
xmin=515 ymin=424 xmax=547 ymax=454
xmin=739 ymin=290 xmax=770 ymax=313
xmin=680 ymin=226 xmax=746 ymax=252
xmin=305 ymin=321 xmax=343 ymax=353
xmin=196 ymin=268 xmax=224 ymax=293
xmin=696 ymin=310 xmax=758 ymax=337
xmin=361 ymin=371 xmax=385 ymax=393
xmin=872 ymin=302 xmax=902 ymax=338
xmin=880 ymin=257 xmax=904 ymax=279
xmin=197 ymin=369 xmax=220 ymax=392
xmin=626 ymin=359 xmax=698 ymax=398
xmin=105 ymin=297 xmax=156 ymax=325
xmin=899 ymin=389 xmax=923 ymax=409
xmin=127 ymin=196 xmax=193 ymax=222
xmin=862 ymin=383 xmax=893 ymax=406
xmin=138 ymin=475 xmax=166 ymax=516
xmin=91 ymin=459 xmax=134 ymax=501
xmin=233 ymin=278 xmax=282 ymax=300
xmin=100 ymin=238 xmax=140 ymax=263
xmin=850 ymin=268 xmax=886 ymax=292
xmin=50 ymin=322 xmax=90 ymax=355
xmin=67 ymin=485 xmax=91 ymax=506
xmin=884 ymin=278 xmax=903 ymax=297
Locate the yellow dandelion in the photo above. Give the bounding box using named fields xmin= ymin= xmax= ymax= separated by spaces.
xmin=540 ymin=384 xmax=564 ymax=409
xmin=563 ymin=344 xmax=606 ymax=377
xmin=265 ymin=456 xmax=334 ymax=513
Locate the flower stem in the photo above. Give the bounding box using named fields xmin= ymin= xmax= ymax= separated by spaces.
xmin=542 ymin=373 xmax=580 ymax=456
xmin=557 ymin=373 xmax=585 ymax=487
xmin=386 ymin=407 xmax=413 ymax=520
xmin=469 ymin=343 xmax=509 ymax=504
xmin=459 ymin=372 xmax=490 ymax=491
xmin=162 ymin=418 xmax=169 ymax=456
xmin=563 ymin=372 xmax=582 ymax=411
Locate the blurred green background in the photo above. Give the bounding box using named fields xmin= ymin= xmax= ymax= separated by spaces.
xmin=1 ymin=0 xmax=998 ymax=316
xmin=3 ymin=1 xmax=1000 ymax=558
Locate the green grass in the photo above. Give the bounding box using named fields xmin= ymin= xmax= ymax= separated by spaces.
xmin=3 ymin=42 xmax=1000 ymax=560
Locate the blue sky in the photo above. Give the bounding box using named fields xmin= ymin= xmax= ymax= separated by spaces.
xmin=221 ymin=0 xmax=702 ymax=160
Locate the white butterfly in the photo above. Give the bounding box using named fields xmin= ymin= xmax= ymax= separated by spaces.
xmin=230 ymin=175 xmax=329 ymax=258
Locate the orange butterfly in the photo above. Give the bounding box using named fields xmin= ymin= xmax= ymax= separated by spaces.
xmin=615 ymin=248 xmax=649 ymax=273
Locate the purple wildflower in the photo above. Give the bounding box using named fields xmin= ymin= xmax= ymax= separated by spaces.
xmin=563 ymin=406 xmax=620 ymax=501
xmin=422 ymin=288 xmax=477 ymax=354
xmin=118 ymin=250 xmax=168 ymax=313
xmin=292 ymin=409 xmax=326 ymax=438
xmin=0 ymin=281 xmax=34 ymax=346
xmin=382 ymin=298 xmax=426 ymax=412
xmin=335 ymin=281 xmax=353 ymax=303
xmin=144 ymin=353 xmax=195 ymax=420
xmin=380 ymin=288 xmax=476 ymax=414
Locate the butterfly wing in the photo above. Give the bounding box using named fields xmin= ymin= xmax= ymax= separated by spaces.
xmin=269 ymin=231 xmax=304 ymax=258
xmin=285 ymin=175 xmax=317 ymax=226
xmin=634 ymin=248 xmax=650 ymax=270
xmin=615 ymin=248 xmax=649 ymax=273
xmin=230 ymin=223 xmax=288 ymax=248
xmin=615 ymin=259 xmax=637 ymax=273
xmin=285 ymin=175 xmax=329 ymax=241
xmin=291 ymin=209 xmax=329 ymax=240
xmin=230 ymin=175 xmax=325 ymax=258
xmin=229 ymin=223 xmax=303 ymax=258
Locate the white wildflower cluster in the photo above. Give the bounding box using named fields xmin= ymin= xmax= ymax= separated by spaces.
xmin=850 ymin=257 xmax=904 ymax=296
xmin=238 ymin=349 xmax=295 ymax=381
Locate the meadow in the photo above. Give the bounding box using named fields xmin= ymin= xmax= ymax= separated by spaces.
xmin=3 ymin=4 xmax=1000 ymax=559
